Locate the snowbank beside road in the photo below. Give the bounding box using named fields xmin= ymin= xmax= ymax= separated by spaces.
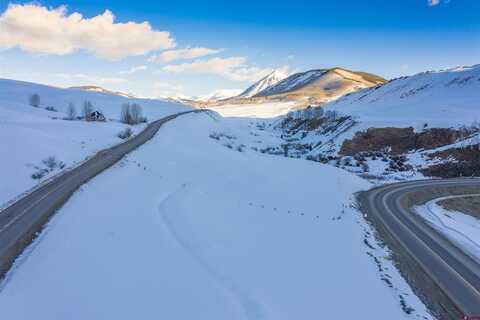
xmin=415 ymin=196 xmax=480 ymax=262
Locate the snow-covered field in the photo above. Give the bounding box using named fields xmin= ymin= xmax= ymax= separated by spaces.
xmin=415 ymin=196 xmax=480 ymax=263
xmin=0 ymin=78 xmax=190 ymax=206
xmin=209 ymin=101 xmax=297 ymax=118
xmin=0 ymin=112 xmax=432 ymax=319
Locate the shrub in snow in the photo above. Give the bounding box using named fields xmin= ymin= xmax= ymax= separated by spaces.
xmin=361 ymin=162 xmax=370 ymax=173
xmin=42 ymin=156 xmax=65 ymax=170
xmin=29 ymin=93 xmax=40 ymax=107
xmin=209 ymin=132 xmax=221 ymax=140
xmin=117 ymin=127 xmax=133 ymax=140
xmin=343 ymin=156 xmax=353 ymax=166
xmin=31 ymin=156 xmax=65 ymax=180
xmin=236 ymin=144 xmax=246 ymax=152
xmin=209 ymin=132 xmax=235 ymax=141
xmin=31 ymin=169 xmax=48 ymax=180
xmin=45 ymin=106 xmax=57 ymax=112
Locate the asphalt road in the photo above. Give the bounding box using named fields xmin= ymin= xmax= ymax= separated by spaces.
xmin=0 ymin=110 xmax=197 ymax=277
xmin=358 ymin=178 xmax=480 ymax=317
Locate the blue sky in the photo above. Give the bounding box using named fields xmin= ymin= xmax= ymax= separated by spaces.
xmin=0 ymin=0 xmax=479 ymax=98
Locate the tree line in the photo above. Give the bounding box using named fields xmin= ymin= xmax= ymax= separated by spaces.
xmin=29 ymin=93 xmax=146 ymax=124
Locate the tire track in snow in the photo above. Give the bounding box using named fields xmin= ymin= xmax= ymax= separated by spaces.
xmin=157 ymin=184 xmax=265 ymax=320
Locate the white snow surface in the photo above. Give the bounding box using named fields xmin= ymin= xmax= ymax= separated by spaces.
xmin=0 ymin=112 xmax=432 ymax=320
xmin=415 ymin=196 xmax=480 ymax=263
xmin=0 ymin=78 xmax=190 ymax=206
xmin=238 ymin=70 xmax=288 ymax=98
xmin=209 ymin=101 xmax=298 ymax=118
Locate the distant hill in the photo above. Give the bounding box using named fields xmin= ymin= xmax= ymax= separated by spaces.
xmin=253 ymin=67 xmax=386 ymax=105
xmin=69 ymin=85 xmax=136 ymax=99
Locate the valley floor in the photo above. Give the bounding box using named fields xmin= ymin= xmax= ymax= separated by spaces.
xmin=0 ymin=112 xmax=432 ymax=319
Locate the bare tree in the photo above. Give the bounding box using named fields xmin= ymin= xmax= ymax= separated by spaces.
xmin=120 ymin=103 xmax=132 ymax=124
xmin=66 ymin=103 xmax=77 ymax=120
xmin=130 ymin=103 xmax=143 ymax=124
xmin=120 ymin=103 xmax=145 ymax=124
xmin=82 ymin=101 xmax=94 ymax=120
xmin=29 ymin=93 xmax=40 ymax=107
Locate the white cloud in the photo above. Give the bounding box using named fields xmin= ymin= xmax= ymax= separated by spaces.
xmin=119 ymin=65 xmax=148 ymax=75
xmin=428 ymin=0 xmax=440 ymax=6
xmin=0 ymin=4 xmax=175 ymax=60
xmin=149 ymin=47 xmax=221 ymax=63
xmin=162 ymin=56 xmax=280 ymax=82
xmin=56 ymin=73 xmax=128 ymax=85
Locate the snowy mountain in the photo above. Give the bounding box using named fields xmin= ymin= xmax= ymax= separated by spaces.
xmin=256 ymin=69 xmax=327 ymax=96
xmin=69 ymin=85 xmax=136 ymax=99
xmin=237 ymin=69 xmax=288 ymax=98
xmin=254 ymin=67 xmax=386 ymax=105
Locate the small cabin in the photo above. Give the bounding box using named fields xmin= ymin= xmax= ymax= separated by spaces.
xmin=86 ymin=110 xmax=106 ymax=122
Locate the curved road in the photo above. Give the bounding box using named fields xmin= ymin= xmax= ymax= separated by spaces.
xmin=358 ymin=178 xmax=480 ymax=317
xmin=0 ymin=110 xmax=197 ymax=277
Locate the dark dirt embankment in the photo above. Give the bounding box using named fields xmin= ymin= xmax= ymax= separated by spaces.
xmin=339 ymin=127 xmax=470 ymax=156
xmin=422 ymin=144 xmax=480 ymax=178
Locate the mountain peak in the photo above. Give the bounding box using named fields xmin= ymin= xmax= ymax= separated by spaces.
xmin=238 ymin=69 xmax=288 ymax=98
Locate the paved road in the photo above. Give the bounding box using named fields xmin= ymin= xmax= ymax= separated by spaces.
xmin=0 ymin=110 xmax=197 ymax=277
xmin=358 ymin=178 xmax=480 ymax=317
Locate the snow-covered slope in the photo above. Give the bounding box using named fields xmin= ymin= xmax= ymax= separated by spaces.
xmin=257 ymin=69 xmax=328 ymax=96
xmin=238 ymin=69 xmax=288 ymax=98
xmin=254 ymin=68 xmax=385 ymax=105
xmin=0 ymin=78 xmax=190 ymax=206
xmin=324 ymin=64 xmax=480 ymax=128
xmin=69 ymin=85 xmax=136 ymax=99
xmin=0 ymin=112 xmax=432 ymax=319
